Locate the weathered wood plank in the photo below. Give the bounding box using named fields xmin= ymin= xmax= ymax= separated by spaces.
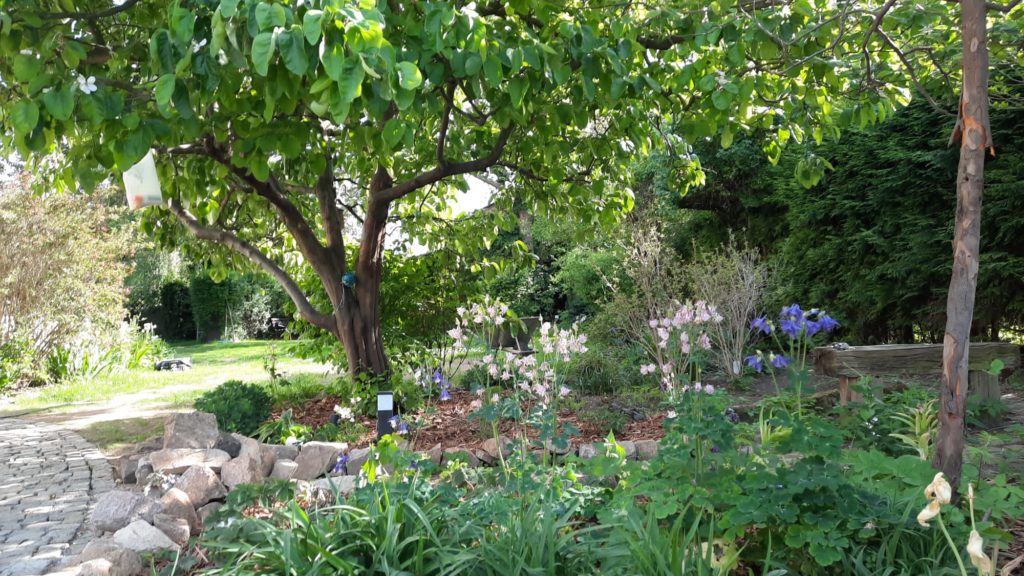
xmin=813 ymin=342 xmax=1020 ymax=378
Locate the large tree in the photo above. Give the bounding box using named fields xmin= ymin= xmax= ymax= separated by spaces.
xmin=1 ymin=0 xmax=921 ymax=376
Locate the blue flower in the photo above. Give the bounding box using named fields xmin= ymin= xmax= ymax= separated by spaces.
xmin=780 ymin=318 xmax=802 ymax=339
xmin=780 ymin=303 xmax=803 ymax=320
xmin=805 ymin=319 xmax=822 ymax=337
xmin=432 ymin=370 xmax=449 ymax=387
xmin=439 ymin=387 xmax=452 ymax=402
xmin=750 ymin=316 xmax=772 ymax=335
xmin=745 ymin=354 xmax=764 ymax=373
xmin=388 ymin=415 xmax=400 ymax=430
xmin=332 ymin=453 xmax=349 ymax=474
xmin=770 ymin=354 xmax=790 ymax=369
xmin=819 ymin=314 xmax=839 ymax=333
xmin=397 ymin=421 xmax=409 ymax=435
xmin=724 ymin=408 xmax=739 ymax=423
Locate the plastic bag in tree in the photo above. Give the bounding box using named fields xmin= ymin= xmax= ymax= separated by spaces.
xmin=123 ymin=150 xmax=163 ymax=209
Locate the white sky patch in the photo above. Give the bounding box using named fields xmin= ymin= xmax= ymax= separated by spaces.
xmin=389 ymin=175 xmax=495 ymax=255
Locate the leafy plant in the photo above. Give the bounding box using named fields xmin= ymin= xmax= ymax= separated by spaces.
xmin=194 ymin=380 xmax=273 ymax=436
xmin=254 ymin=409 xmax=312 ymax=445
xmin=889 ymin=399 xmax=939 ymax=459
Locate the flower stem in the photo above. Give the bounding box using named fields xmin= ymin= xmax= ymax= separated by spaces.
xmin=937 ymin=513 xmax=968 ymax=576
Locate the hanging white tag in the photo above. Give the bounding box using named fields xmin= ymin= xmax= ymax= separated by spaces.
xmin=123 ymin=150 xmax=163 ymax=210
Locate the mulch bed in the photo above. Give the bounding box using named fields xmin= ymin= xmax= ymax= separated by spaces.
xmin=275 ymin=389 xmax=668 ymax=452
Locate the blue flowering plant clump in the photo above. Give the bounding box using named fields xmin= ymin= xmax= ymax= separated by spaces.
xmin=744 ymin=304 xmax=839 ymax=416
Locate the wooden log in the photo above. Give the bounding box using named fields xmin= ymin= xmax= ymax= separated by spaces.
xmin=968 ymin=370 xmax=1000 ymax=402
xmin=812 ymin=342 xmax=1019 ymax=379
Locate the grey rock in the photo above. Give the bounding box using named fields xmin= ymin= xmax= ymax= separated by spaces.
xmin=153 ymin=513 xmax=190 ymax=547
xmin=77 ymin=538 xmax=143 ymax=576
xmin=111 ymin=456 xmax=139 ymax=485
xmin=174 ymin=466 xmax=226 ymax=508
xmin=266 ymin=443 xmax=298 ymax=462
xmin=545 ymin=438 xmax=572 ymax=456
xmin=577 ymin=443 xmax=599 ymax=459
xmin=345 ymin=447 xmax=371 ymax=476
xmin=163 ymin=412 xmax=219 ymax=450
xmin=196 ymin=502 xmax=221 ymax=526
xmin=90 ymin=491 xmax=148 ymax=532
xmin=619 ymin=440 xmax=637 ymax=460
xmin=442 ymin=448 xmax=479 ymax=468
xmin=231 ymin=433 xmax=273 ymax=478
xmin=78 ymin=559 xmax=114 ymax=576
xmin=481 ymin=435 xmax=514 ymax=461
xmin=474 ymin=449 xmax=495 ymax=466
xmin=312 ymin=475 xmax=358 ymax=496
xmin=220 ymin=454 xmax=263 ymax=489
xmin=135 ymin=459 xmax=154 ymax=485
xmin=293 ymin=442 xmax=349 ymax=480
xmin=635 ymin=439 xmax=658 ymax=461
xmin=148 ymin=448 xmax=230 ymax=474
xmin=425 ymin=443 xmax=442 ymax=466
xmin=158 ymin=488 xmax=200 ymax=535
xmin=258 ymin=443 xmax=277 ymax=477
xmin=213 ymin=433 xmax=241 ymax=459
xmin=112 ymin=520 xmax=179 ymax=553
xmin=270 ymin=459 xmax=298 ymax=480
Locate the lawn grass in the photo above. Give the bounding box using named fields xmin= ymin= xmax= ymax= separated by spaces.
xmin=78 ymin=416 xmax=165 ymax=453
xmin=6 ymin=340 xmax=332 ymax=412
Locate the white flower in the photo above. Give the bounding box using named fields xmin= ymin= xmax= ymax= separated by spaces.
xmin=192 ymin=38 xmax=208 ymax=53
xmin=217 ymin=49 xmax=229 ymax=65
xmin=967 ymin=530 xmax=993 ymax=575
xmin=77 ymin=75 xmax=98 ymax=94
xmin=917 ymin=472 xmax=952 ymax=527
xmin=559 ymin=385 xmax=570 ymax=397
xmin=491 ymin=393 xmax=500 ymax=403
xmin=666 ymin=410 xmax=677 ymax=419
xmin=20 ymin=49 xmax=33 ymax=56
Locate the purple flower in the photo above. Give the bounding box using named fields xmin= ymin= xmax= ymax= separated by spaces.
xmin=780 ymin=318 xmax=802 ymax=339
xmin=439 ymin=387 xmax=452 ymax=402
xmin=397 ymin=421 xmax=409 ymax=435
xmin=780 ymin=304 xmax=803 ymax=320
xmin=725 ymin=408 xmax=739 ymax=423
xmin=750 ymin=316 xmax=772 ymax=335
xmin=332 ymin=453 xmax=349 ymax=474
xmin=711 ymin=445 xmax=720 ymax=453
xmin=432 ymin=370 xmax=449 ymax=387
xmin=770 ymin=354 xmax=790 ymax=369
xmin=745 ymin=354 xmax=763 ymax=373
xmin=704 ymin=384 xmax=715 ymax=395
xmin=819 ymin=314 xmax=839 ymax=333
xmin=805 ymin=320 xmax=822 ymax=337
xmin=388 ymin=415 xmax=400 ymax=430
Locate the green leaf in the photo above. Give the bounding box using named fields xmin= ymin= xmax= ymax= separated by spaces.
xmin=155 ymin=74 xmax=176 ymax=106
xmin=149 ymin=30 xmax=175 ymax=74
xmin=721 ymin=125 xmax=734 ymax=149
xmin=464 ymin=53 xmax=482 ymax=76
xmin=42 ymin=85 xmax=74 ymax=121
xmin=383 ymin=118 xmax=405 ymax=149
xmin=395 ymin=61 xmax=422 ymax=90
xmin=338 ymin=58 xmax=365 ymax=102
xmin=712 ymin=89 xmax=732 ymax=110
xmin=219 ymin=0 xmax=241 ymax=18
xmin=11 ymin=100 xmax=40 ymax=136
xmin=302 ymin=10 xmax=323 ymax=45
xmin=321 ymin=41 xmax=344 ymax=80
xmin=483 ymin=57 xmax=502 ymax=87
xmin=277 ymin=28 xmax=308 ymax=76
xmin=13 ymin=54 xmax=43 ymax=82
xmin=251 ymin=32 xmax=275 ymax=76
xmin=170 ymin=7 xmax=196 ymax=44
xmin=255 ymin=3 xmax=286 ymax=30
xmin=508 ymin=77 xmax=527 ymax=108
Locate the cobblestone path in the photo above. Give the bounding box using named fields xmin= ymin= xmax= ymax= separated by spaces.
xmin=0 ymin=418 xmax=113 ymax=576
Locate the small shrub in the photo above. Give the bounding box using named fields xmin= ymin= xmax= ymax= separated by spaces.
xmin=194 ymin=380 xmax=273 ymax=436
xmin=579 ymin=406 xmax=630 ymax=436
xmin=562 ymin=344 xmax=646 ymax=395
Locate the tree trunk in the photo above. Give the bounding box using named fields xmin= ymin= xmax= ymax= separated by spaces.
xmin=933 ymin=0 xmax=992 ymax=494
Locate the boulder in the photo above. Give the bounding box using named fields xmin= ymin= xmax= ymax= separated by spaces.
xmin=577 ymin=443 xmax=599 ymax=459
xmin=481 ymin=436 xmax=514 ymax=461
xmin=258 ymin=443 xmax=277 ymax=477
xmin=90 ymin=491 xmax=149 ymax=532
xmin=135 ymin=458 xmax=154 ymax=485
xmin=425 ymin=444 xmax=442 ymax=466
xmin=345 ymin=447 xmax=371 ymax=475
xmin=220 ymin=455 xmax=263 ymax=489
xmin=474 ymin=449 xmax=495 ymax=466
xmin=270 ymin=459 xmax=298 ymax=480
xmin=312 ymin=475 xmax=358 ymax=496
xmin=618 ymin=440 xmax=637 ymax=460
xmin=266 ymin=443 xmax=298 ymax=462
xmin=545 ymin=438 xmax=572 ymax=456
xmin=77 ymin=538 xmax=143 ymax=576
xmin=158 ymin=488 xmax=200 ymax=535
xmin=293 ymin=442 xmax=349 ymax=480
xmin=111 ymin=456 xmax=139 ymax=485
xmin=112 ymin=520 xmax=179 ymax=553
xmin=635 ymin=439 xmax=659 ymax=461
xmin=174 ymin=466 xmax=226 ymax=508
xmin=148 ymin=448 xmax=230 ymax=474
xmin=153 ymin=513 xmax=191 ymax=547
xmin=231 ymin=433 xmax=275 ymax=478
xmin=214 ymin=433 xmax=242 ymax=458
xmin=78 ymin=559 xmax=114 ymax=576
xmin=442 ymin=448 xmax=479 ymax=468
xmin=197 ymin=502 xmax=222 ymax=526
xmin=163 ymin=412 xmax=219 ymax=450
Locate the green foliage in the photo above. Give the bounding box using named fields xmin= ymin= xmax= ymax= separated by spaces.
xmin=254 ymin=409 xmax=312 ymax=445
xmin=562 ymin=342 xmax=647 ymax=395
xmin=158 ymin=281 xmax=195 ymax=340
xmin=194 ymin=380 xmax=273 ymax=436
xmin=578 ymin=406 xmax=631 ymax=437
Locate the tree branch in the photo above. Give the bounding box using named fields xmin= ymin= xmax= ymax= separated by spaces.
xmin=316 ymin=155 xmax=345 ymax=271
xmin=37 ymin=0 xmax=144 ymax=20
xmin=166 ymin=199 xmax=334 ymax=331
xmin=373 ymin=126 xmax=514 ymax=204
xmin=437 ymin=83 xmax=456 ymax=167
xmin=875 ymin=28 xmax=956 ymax=117
xmin=986 ymin=0 xmax=1021 ymax=11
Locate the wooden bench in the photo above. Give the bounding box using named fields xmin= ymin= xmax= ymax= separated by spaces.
xmin=812 ymin=342 xmax=1020 ymax=404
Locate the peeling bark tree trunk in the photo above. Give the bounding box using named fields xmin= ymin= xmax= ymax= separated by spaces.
xmin=933 ymin=0 xmax=993 ymax=494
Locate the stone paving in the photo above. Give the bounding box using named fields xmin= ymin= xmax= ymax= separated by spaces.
xmin=0 ymin=418 xmax=113 ymax=576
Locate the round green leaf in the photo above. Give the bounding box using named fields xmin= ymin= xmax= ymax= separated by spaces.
xmin=395 ymin=61 xmax=423 ymax=90
xmin=155 ymin=74 xmax=176 ymax=106
xmin=11 ymin=100 xmax=40 ymax=136
xmin=251 ymin=32 xmax=275 ymax=76
xmin=278 ymin=28 xmax=309 ymax=76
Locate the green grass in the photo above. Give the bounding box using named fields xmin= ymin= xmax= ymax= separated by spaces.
xmin=5 ymin=340 xmax=330 ymax=412
xmin=78 ymin=417 xmax=165 ymax=452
